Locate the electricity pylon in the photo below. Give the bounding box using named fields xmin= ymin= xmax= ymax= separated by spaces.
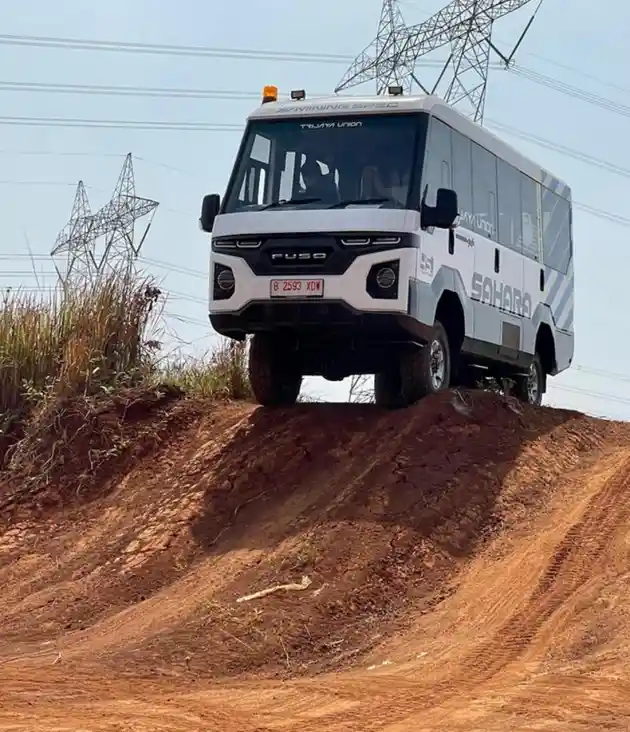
xmin=336 ymin=0 xmax=544 ymax=123
xmin=52 ymin=154 xmax=159 ymax=286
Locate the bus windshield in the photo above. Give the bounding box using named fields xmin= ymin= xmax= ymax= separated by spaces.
xmin=222 ymin=113 xmax=425 ymax=214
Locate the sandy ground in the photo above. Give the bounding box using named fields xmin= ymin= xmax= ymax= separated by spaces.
xmin=2 ymin=391 xmax=630 ymax=730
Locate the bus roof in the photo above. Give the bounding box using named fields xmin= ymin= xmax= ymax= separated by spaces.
xmin=247 ymin=93 xmax=571 ymax=199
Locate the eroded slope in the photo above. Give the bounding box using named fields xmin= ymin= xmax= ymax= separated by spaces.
xmin=1 ymin=390 xmax=625 ymax=688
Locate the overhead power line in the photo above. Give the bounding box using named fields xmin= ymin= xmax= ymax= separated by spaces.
xmin=0 ymin=66 xmax=628 ymax=126
xmin=0 ymin=33 xmax=355 ymax=63
xmin=0 ymin=31 xmax=566 ymax=74
xmin=0 ymin=85 xmax=626 ymax=183
xmin=0 ymin=81 xmax=263 ymax=100
xmin=508 ymin=64 xmax=630 ymax=120
xmin=1 ymin=29 xmax=627 ymax=109
xmin=0 ymin=116 xmax=239 ymax=130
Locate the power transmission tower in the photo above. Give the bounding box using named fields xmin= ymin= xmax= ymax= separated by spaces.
xmin=336 ymin=0 xmax=544 ymax=123
xmin=51 ymin=153 xmax=159 ymax=287
xmin=89 ymin=153 xmax=159 ymax=279
xmin=338 ymin=0 xmax=411 ymax=94
xmin=51 ymin=180 xmax=96 ymax=285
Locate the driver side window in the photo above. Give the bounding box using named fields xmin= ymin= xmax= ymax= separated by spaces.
xmin=237 ymin=133 xmax=270 ymax=206
xmin=422 ymin=117 xmax=452 ymax=207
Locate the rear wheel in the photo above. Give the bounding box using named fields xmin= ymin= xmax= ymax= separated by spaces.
xmin=514 ymin=353 xmax=545 ymax=406
xmin=248 ymin=334 xmax=302 ymax=406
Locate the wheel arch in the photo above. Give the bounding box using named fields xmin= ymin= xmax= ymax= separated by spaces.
xmin=535 ymin=322 xmax=557 ymax=376
xmin=435 ymin=289 xmax=465 ymax=354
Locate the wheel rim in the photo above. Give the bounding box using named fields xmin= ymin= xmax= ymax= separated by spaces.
xmin=429 ymin=339 xmax=446 ymax=390
xmin=527 ymin=362 xmax=540 ymax=403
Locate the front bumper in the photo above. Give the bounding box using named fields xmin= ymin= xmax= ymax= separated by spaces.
xmin=209 ymin=246 xmax=415 ymax=318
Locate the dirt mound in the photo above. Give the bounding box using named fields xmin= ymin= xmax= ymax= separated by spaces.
xmin=2 ymin=390 xmax=630 ymax=729
xmin=0 ymin=383 xmax=191 ymax=515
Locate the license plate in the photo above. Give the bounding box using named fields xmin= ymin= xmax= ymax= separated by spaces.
xmin=270 ymin=279 xmax=324 ymax=298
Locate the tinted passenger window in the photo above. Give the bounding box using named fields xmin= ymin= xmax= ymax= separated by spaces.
xmin=542 ymin=187 xmax=571 ymax=272
xmin=471 ymin=142 xmax=498 ymax=240
xmin=422 ymin=117 xmax=452 ymax=207
xmin=521 ymin=175 xmax=542 ymax=261
xmin=497 ymin=159 xmax=523 ymax=252
xmin=451 ymin=131 xmax=473 ymax=229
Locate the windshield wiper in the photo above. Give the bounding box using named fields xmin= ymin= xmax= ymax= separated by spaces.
xmin=328 ymin=197 xmax=393 ymax=209
xmin=261 ymin=197 xmax=322 ymax=210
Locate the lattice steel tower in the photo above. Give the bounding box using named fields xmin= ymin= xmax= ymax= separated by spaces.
xmin=336 ymin=0 xmax=544 ymax=123
xmin=51 ymin=180 xmax=95 ymax=285
xmin=52 ymin=153 xmax=159 ymax=286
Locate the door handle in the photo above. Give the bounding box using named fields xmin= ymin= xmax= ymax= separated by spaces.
xmin=539 ymin=268 xmax=545 ymax=291
xmin=494 ymin=248 xmax=500 ymax=273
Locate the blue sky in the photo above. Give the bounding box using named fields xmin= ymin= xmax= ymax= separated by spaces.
xmin=1 ymin=0 xmax=629 ymax=416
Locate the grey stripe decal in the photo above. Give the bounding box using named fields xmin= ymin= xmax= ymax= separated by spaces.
xmin=553 ymin=272 xmax=574 ymax=324
xmin=559 ymin=307 xmax=573 ymax=332
xmin=545 ymin=267 xmax=564 ymax=306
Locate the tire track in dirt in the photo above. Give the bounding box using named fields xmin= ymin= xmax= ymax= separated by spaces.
xmin=459 ymin=448 xmax=630 ymax=681
xmin=337 ymin=448 xmax=630 ymax=732
xmin=280 ymin=444 xmax=630 ymax=732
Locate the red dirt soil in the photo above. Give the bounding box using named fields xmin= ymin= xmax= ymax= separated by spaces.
xmin=2 ymin=389 xmax=630 ymax=730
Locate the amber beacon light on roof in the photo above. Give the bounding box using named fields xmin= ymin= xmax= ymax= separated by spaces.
xmin=261 ymin=85 xmax=278 ymax=104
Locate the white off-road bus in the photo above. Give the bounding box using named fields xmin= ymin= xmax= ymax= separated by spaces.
xmin=199 ymin=84 xmax=574 ymax=408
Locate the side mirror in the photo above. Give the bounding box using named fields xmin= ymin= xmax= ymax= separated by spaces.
xmin=199 ymin=194 xmax=221 ymax=232
xmin=433 ymin=188 xmax=459 ymax=229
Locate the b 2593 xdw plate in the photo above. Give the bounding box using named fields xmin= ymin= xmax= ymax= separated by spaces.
xmin=270 ymin=279 xmax=324 ymax=298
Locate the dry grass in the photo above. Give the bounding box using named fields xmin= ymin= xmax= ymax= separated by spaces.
xmin=0 ymin=271 xmax=162 ymax=418
xmin=0 ymin=269 xmax=251 ymax=416
xmin=162 ymin=338 xmax=251 ymax=401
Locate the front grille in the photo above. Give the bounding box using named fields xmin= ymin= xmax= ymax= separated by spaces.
xmin=267 ymin=245 xmax=335 ymax=269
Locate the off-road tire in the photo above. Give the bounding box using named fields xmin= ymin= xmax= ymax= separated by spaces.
xmin=399 ymin=319 xmax=452 ymax=406
xmin=248 ymin=334 xmax=302 ymax=407
xmin=374 ymin=370 xmax=403 ymax=408
xmin=514 ymin=352 xmax=545 ymax=407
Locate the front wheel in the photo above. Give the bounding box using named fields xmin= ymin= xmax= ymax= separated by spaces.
xmin=514 ymin=353 xmax=545 ymax=407
xmin=248 ymin=334 xmax=302 ymax=407
xmin=399 ymin=319 xmax=452 ymax=406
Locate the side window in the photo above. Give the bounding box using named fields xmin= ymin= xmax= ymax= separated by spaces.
xmin=497 ymin=159 xmax=523 ymax=252
xmin=422 ymin=117 xmax=452 ymax=207
xmin=471 ymin=142 xmax=498 ymax=240
xmin=542 ymin=186 xmax=571 ymax=272
xmin=451 ymin=131 xmax=473 ymax=230
xmin=521 ymin=175 xmax=542 ymax=261
xmin=238 ymin=133 xmax=271 ymax=206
